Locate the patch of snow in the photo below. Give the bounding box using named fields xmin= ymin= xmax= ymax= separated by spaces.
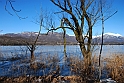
xmin=68 ymin=34 xmax=75 ymax=36
xmin=37 ymin=78 xmax=42 ymax=82
xmin=100 ymin=78 xmax=116 ymax=83
xmin=93 ymin=32 xmax=122 ymax=38
xmin=106 ymin=78 xmax=116 ymax=83
xmin=104 ymin=32 xmax=122 ymax=37
xmin=92 ymin=36 xmax=97 ymax=38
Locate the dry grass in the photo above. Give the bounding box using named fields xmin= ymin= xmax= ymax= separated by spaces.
xmin=68 ymin=55 xmax=99 ymax=83
xmin=1 ymin=48 xmax=124 ymax=83
xmin=105 ymin=54 xmax=124 ymax=83
xmin=0 ymin=75 xmax=84 ymax=83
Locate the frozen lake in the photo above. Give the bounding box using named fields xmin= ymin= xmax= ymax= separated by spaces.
xmin=0 ymin=45 xmax=124 ymax=57
xmin=0 ymin=45 xmax=124 ymax=77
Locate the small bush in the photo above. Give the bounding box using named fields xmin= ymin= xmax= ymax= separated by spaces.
xmin=106 ymin=54 xmax=124 ymax=83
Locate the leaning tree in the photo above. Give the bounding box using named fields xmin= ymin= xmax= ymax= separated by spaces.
xmin=49 ymin=0 xmax=114 ymax=74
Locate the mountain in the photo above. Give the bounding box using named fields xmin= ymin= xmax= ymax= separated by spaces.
xmin=92 ymin=33 xmax=124 ymax=45
xmin=0 ymin=32 xmax=124 ymax=45
xmin=0 ymin=32 xmax=77 ymax=45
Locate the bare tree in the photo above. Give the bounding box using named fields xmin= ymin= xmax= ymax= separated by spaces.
xmin=25 ymin=32 xmax=41 ymax=62
xmin=50 ymin=0 xmax=115 ymax=75
xmin=98 ymin=0 xmax=117 ymax=81
xmin=24 ymin=9 xmax=53 ymax=63
xmin=23 ymin=11 xmax=45 ymax=62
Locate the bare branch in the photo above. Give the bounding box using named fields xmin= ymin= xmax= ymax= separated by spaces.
xmin=5 ymin=0 xmax=28 ymax=19
xmin=33 ymin=19 xmax=43 ymax=46
xmin=54 ymin=11 xmax=65 ymax=14
xmin=51 ymin=0 xmax=71 ymax=13
xmin=51 ymin=0 xmax=67 ymax=11
xmin=73 ymin=5 xmax=82 ymax=19
xmin=8 ymin=0 xmax=21 ymax=12
xmin=64 ymin=0 xmax=67 ymax=10
xmin=104 ymin=11 xmax=117 ymax=21
xmin=86 ymin=0 xmax=94 ymax=10
xmin=5 ymin=0 xmax=13 ymax=16
xmin=67 ymin=0 xmax=72 ymax=11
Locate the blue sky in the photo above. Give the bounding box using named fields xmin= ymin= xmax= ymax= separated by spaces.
xmin=0 ymin=0 xmax=124 ymax=36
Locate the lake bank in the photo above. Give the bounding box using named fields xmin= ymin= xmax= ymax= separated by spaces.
xmin=0 ymin=54 xmax=124 ymax=83
xmin=0 ymin=45 xmax=124 ymax=82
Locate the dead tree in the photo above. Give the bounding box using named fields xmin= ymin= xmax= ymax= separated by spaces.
xmin=26 ymin=20 xmax=42 ymax=62
xmin=25 ymin=10 xmax=53 ymax=63
xmin=98 ymin=0 xmax=117 ymax=81
xmin=50 ymin=0 xmax=115 ymax=76
xmin=22 ymin=14 xmax=44 ymax=62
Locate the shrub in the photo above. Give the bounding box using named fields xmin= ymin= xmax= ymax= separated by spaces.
xmin=106 ymin=54 xmax=124 ymax=83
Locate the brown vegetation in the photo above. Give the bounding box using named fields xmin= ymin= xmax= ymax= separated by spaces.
xmin=106 ymin=54 xmax=124 ymax=83
xmin=0 ymin=49 xmax=124 ymax=83
xmin=0 ymin=75 xmax=84 ymax=83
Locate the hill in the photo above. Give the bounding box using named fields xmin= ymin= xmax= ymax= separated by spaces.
xmin=92 ymin=33 xmax=124 ymax=45
xmin=0 ymin=32 xmax=77 ymax=45
xmin=0 ymin=32 xmax=124 ymax=45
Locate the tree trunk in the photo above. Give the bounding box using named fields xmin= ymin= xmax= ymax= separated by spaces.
xmin=30 ymin=50 xmax=38 ymax=69
xmin=75 ymin=32 xmax=92 ymax=76
xmin=74 ymin=29 xmax=92 ymax=67
xmin=80 ymin=44 xmax=91 ymax=67
xmin=64 ymin=37 xmax=67 ymax=57
xmin=63 ymin=28 xmax=67 ymax=58
xmin=31 ymin=50 xmax=35 ymax=62
xmin=80 ymin=44 xmax=92 ymax=77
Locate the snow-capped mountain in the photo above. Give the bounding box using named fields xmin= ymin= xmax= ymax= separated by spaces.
xmin=0 ymin=32 xmax=124 ymax=45
xmin=2 ymin=32 xmax=40 ymax=38
xmin=93 ymin=32 xmax=122 ymax=38
xmin=0 ymin=32 xmax=77 ymax=45
xmin=18 ymin=32 xmax=39 ymax=38
xmin=104 ymin=32 xmax=122 ymax=37
xmin=92 ymin=32 xmax=124 ymax=45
